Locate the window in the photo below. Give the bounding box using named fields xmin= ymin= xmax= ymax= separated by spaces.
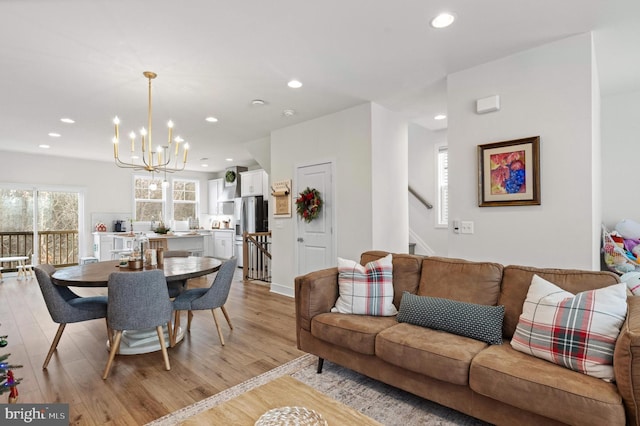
xmin=134 ymin=176 xmax=164 ymax=221
xmin=437 ymin=146 xmax=448 ymax=227
xmin=172 ymin=179 xmax=198 ymax=221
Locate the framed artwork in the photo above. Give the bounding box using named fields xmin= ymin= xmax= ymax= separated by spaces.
xmin=478 ymin=136 xmax=540 ymax=207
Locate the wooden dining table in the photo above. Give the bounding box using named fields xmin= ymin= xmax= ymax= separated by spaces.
xmin=51 ymin=256 xmax=223 ymax=354
xmin=52 ymin=256 xmax=222 ymax=287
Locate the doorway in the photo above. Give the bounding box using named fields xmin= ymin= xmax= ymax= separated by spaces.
xmin=296 ymin=161 xmax=335 ymax=275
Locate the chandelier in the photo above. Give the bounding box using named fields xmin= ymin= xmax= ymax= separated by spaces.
xmin=112 ymin=71 xmax=189 ymax=180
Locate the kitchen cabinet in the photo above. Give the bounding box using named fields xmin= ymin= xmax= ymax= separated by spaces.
xmin=213 ymin=230 xmax=234 ymax=259
xmin=208 ymin=178 xmax=223 ymax=214
xmin=240 ymin=169 xmax=268 ymax=197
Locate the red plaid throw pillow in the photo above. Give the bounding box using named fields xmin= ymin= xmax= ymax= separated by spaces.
xmin=511 ymin=275 xmax=627 ymax=381
xmin=332 ymin=254 xmax=397 ymax=316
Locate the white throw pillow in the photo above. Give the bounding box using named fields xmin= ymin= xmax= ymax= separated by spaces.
xmin=511 ymin=274 xmax=627 ymax=381
xmin=332 ymin=254 xmax=397 ymax=316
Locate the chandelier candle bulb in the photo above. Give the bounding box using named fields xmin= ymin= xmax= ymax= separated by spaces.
xmin=167 ymin=120 xmax=173 ymax=145
xmin=130 ymin=132 xmax=135 ymax=151
xmin=113 ymin=117 xmax=120 ymax=140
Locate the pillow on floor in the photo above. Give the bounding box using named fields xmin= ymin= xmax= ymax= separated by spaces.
xmin=332 ymin=254 xmax=397 ymax=316
xmin=397 ymin=292 xmax=504 ymax=345
xmin=511 ymin=274 xmax=627 ymax=381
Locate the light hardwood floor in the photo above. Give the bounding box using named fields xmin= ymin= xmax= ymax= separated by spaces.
xmin=0 ymin=269 xmax=305 ymax=425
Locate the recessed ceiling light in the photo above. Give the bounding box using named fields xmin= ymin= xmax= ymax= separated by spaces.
xmin=283 ymin=109 xmax=296 ymax=117
xmin=434 ymin=114 xmax=447 ymax=120
xmin=287 ymin=80 xmax=302 ymax=89
xmin=201 ymin=164 xmax=209 ymax=168
xmin=251 ymin=99 xmax=266 ymax=106
xmin=225 ymin=158 xmax=233 ymax=162
xmin=48 ymin=132 xmax=61 ymax=138
xmin=60 ymin=118 xmax=75 ymax=124
xmin=39 ymin=144 xmax=50 ymax=149
xmin=205 ymin=117 xmax=218 ymax=123
xmin=430 ymin=12 xmax=455 ymax=29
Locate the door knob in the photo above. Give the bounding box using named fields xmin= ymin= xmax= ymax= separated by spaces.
xmin=297 ymin=237 xmax=304 ymax=242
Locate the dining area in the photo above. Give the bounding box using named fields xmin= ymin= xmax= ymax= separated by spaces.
xmin=35 ymin=253 xmax=237 ymax=380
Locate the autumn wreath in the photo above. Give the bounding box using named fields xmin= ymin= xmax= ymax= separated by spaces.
xmin=295 ymin=187 xmax=323 ymax=222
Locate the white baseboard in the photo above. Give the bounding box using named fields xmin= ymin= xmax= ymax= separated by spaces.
xmin=270 ymin=282 xmax=294 ymax=298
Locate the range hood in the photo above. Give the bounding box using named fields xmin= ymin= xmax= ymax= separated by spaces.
xmin=220 ymin=166 xmax=247 ymax=200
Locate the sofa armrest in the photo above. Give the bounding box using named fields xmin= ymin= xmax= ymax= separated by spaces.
xmin=295 ymin=267 xmax=339 ymax=333
xmin=614 ymin=296 xmax=640 ymax=426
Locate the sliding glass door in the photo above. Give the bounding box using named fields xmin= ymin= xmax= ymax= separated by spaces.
xmin=0 ymin=186 xmax=81 ymax=267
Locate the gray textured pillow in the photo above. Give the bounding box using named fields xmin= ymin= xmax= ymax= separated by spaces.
xmin=397 ymin=292 xmax=505 ymax=345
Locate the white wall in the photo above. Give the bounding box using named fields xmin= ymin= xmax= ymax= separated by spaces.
xmin=408 ymin=124 xmax=448 ymax=255
xmin=0 ymin=150 xmax=213 ymax=257
xmin=447 ymin=33 xmax=598 ymax=269
xmin=602 ymin=89 xmax=640 ymax=229
xmin=371 ymin=103 xmax=409 ymax=253
xmin=270 ymin=103 xmax=372 ymax=295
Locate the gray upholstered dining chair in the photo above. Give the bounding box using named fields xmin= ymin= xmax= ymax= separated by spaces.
xmin=172 ymin=257 xmax=237 ymax=346
xmin=34 ymin=264 xmax=109 ymax=370
xmin=102 ymin=269 xmax=174 ymax=379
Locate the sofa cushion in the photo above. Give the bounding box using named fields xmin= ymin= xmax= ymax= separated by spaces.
xmin=360 ymin=251 xmax=423 ymax=308
xmin=397 ymin=292 xmax=504 ymax=345
xmin=311 ymin=312 xmax=397 ymax=355
xmin=499 ymin=265 xmax=621 ymax=339
xmin=376 ymin=322 xmax=488 ymax=386
xmin=333 ymin=254 xmax=397 ymax=316
xmin=418 ymin=257 xmax=503 ymax=306
xmin=511 ymin=275 xmax=627 ymax=381
xmin=470 ymin=343 xmax=625 ymax=426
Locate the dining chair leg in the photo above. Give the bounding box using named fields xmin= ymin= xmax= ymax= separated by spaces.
xmin=187 ymin=310 xmax=193 ymax=332
xmin=43 ymin=323 xmax=66 ymax=369
xmin=105 ymin=320 xmax=113 ymax=349
xmin=211 ymin=309 xmax=225 ymax=346
xmin=221 ymin=305 xmax=233 ymax=329
xmin=157 ymin=325 xmax=171 ymax=371
xmin=173 ymin=311 xmax=181 ymax=343
xmin=167 ymin=319 xmax=175 ymax=348
xmin=102 ymin=330 xmax=123 ymax=379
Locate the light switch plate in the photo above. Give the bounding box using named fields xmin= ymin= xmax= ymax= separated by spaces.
xmin=460 ymin=221 xmax=474 ymax=234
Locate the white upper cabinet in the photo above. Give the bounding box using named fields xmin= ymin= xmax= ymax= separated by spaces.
xmin=208 ymin=178 xmax=223 ymax=214
xmin=240 ymin=170 xmax=268 ymax=197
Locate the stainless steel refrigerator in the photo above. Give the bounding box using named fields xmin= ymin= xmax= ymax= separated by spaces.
xmin=234 ymin=196 xmax=268 ymax=267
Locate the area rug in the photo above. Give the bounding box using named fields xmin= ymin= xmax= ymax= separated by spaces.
xmin=147 ymin=354 xmax=489 ymax=425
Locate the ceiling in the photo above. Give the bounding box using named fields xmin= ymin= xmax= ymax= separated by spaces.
xmin=1 ymin=1 xmax=638 ymax=173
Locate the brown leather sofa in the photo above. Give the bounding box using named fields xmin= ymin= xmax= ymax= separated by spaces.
xmin=294 ymin=251 xmax=640 ymax=426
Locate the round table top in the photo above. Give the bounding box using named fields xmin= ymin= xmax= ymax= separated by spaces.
xmin=52 ymin=256 xmax=222 ymax=287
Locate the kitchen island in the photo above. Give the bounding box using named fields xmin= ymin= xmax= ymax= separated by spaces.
xmin=93 ymin=232 xmax=209 ymax=261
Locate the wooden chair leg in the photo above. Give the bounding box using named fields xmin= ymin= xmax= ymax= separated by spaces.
xmin=43 ymin=323 xmax=66 ymax=369
xmin=171 ymin=311 xmax=177 ymax=346
xmin=211 ymin=309 xmax=225 ymax=346
xmin=157 ymin=325 xmax=171 ymax=371
xmin=105 ymin=320 xmax=113 ymax=349
xmin=167 ymin=319 xmax=175 ymax=348
xmin=221 ymin=305 xmax=233 ymax=329
xmin=187 ymin=310 xmax=193 ymax=332
xmin=102 ymin=331 xmax=123 ymax=379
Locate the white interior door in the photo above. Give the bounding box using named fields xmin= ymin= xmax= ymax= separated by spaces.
xmin=296 ymin=162 xmax=334 ymax=275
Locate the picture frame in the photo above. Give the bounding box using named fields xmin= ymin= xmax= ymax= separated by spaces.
xmin=478 ymin=136 xmax=540 ymax=207
xmin=271 ymin=179 xmax=292 ymax=218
